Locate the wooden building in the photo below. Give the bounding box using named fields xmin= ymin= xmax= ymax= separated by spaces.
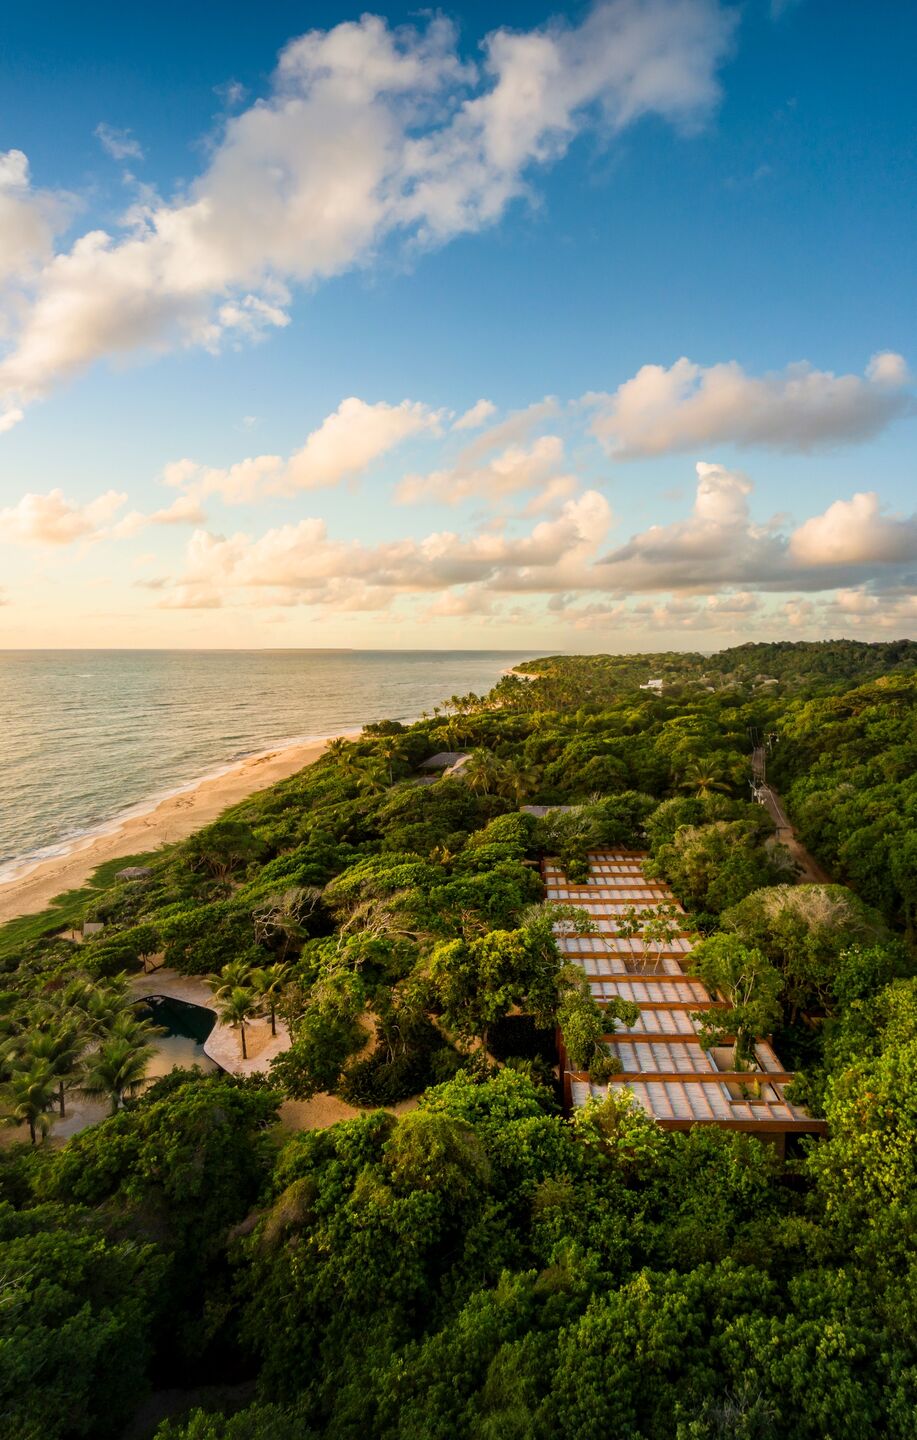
xmin=546 ymin=850 xmax=826 ymax=1145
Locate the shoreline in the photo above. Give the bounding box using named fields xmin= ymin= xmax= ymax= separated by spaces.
xmin=0 ymin=732 xmax=358 ymax=926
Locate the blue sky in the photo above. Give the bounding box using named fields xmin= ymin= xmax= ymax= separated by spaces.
xmin=0 ymin=0 xmax=914 ymax=648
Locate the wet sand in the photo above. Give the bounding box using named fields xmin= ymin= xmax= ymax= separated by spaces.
xmin=0 ymin=733 xmax=357 ymax=925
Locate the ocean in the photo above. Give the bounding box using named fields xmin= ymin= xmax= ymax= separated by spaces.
xmin=0 ymin=649 xmax=539 ymax=883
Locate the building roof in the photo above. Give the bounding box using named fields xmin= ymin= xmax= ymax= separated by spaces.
xmin=419 ymin=751 xmax=467 ymax=769
xmin=546 ymin=850 xmax=824 ymax=1137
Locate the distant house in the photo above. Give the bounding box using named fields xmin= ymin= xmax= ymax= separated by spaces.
xmin=115 ymin=865 xmax=152 ymax=881
xmin=639 ymin=678 xmax=664 ymax=692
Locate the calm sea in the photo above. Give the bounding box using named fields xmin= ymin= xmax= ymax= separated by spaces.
xmin=0 ymin=649 xmax=539 ymax=883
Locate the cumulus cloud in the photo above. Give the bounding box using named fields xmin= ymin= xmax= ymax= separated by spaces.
xmin=112 ymin=494 xmax=208 ymax=538
xmin=455 ymin=398 xmax=560 ymax=468
xmin=789 ymin=491 xmax=917 ymax=566
xmin=0 ymin=2 xmax=734 ymax=415
xmin=599 ymin=461 xmax=917 ymax=592
xmin=0 ymin=406 xmax=23 ymax=433
xmin=168 ymin=396 xmax=441 ymax=503
xmin=94 ymin=124 xmax=144 ymax=163
xmin=0 ymin=487 xmax=209 ymax=545
xmin=556 ymin=589 xmax=767 ymax=632
xmin=396 ymin=433 xmax=569 ymax=505
xmin=0 ymin=149 xmax=64 ymax=288
xmin=823 ymin=588 xmax=917 ymax=631
xmin=155 ymin=489 xmax=612 ymax=611
xmin=452 ymin=399 xmax=497 ymax=431
xmin=0 ymin=488 xmax=127 ymax=544
xmin=598 ymin=461 xmax=785 ymax=589
xmin=588 ymin=352 xmax=914 ymax=457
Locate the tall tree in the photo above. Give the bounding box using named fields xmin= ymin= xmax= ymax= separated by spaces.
xmin=22 ymin=1022 xmax=85 ymax=1117
xmin=690 ymin=934 xmax=782 ymax=1071
xmin=2 ymin=1059 xmax=57 ymax=1143
xmin=463 ymin=749 xmax=502 ymax=796
xmin=80 ymin=1033 xmax=156 ymax=1114
xmin=250 ymin=963 xmax=291 ymax=1037
xmin=216 ymin=986 xmax=260 ymax=1060
xmin=679 ymin=762 xmax=732 ymax=796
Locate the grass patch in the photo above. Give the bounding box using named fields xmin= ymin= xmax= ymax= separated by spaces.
xmin=0 ymin=852 xmax=159 ymax=961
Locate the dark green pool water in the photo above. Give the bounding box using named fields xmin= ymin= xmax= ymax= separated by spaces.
xmin=137 ymin=995 xmax=219 ymax=1078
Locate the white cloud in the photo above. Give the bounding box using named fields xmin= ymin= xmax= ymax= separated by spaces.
xmin=0 ymin=2 xmax=734 ymax=415
xmin=452 ymin=398 xmax=497 ymax=431
xmin=599 ymin=462 xmax=917 ymax=592
xmin=157 ymin=488 xmax=613 ymax=611
xmin=0 ymin=488 xmax=126 ymax=544
xmin=94 ymin=124 xmax=144 ymax=163
xmin=598 ymin=461 xmax=784 ymax=589
xmin=588 ymin=352 xmax=914 ymax=457
xmin=789 ymin=491 xmax=917 ymax=566
xmin=455 ymin=398 xmax=560 ymax=468
xmin=396 ymin=433 xmax=568 ymax=505
xmin=824 ymin=588 xmax=917 ymax=630
xmin=150 ymin=494 xmax=207 ymax=525
xmin=168 ymin=396 xmax=441 ymax=503
xmin=281 ymin=397 xmax=440 ymax=494
xmin=523 ymin=474 xmax=580 ymax=513
xmin=0 ymin=150 xmax=64 ymax=287
xmin=0 ymin=487 xmax=208 ymax=546
xmin=0 ymin=406 xmax=23 ymax=433
xmin=112 ymin=494 xmax=208 ymax=538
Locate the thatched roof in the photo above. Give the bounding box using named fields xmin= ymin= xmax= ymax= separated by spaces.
xmin=419 ymin=751 xmax=466 ymax=770
xmin=115 ymin=866 xmax=153 ymax=881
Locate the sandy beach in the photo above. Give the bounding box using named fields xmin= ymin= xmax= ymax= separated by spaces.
xmin=0 ymin=733 xmax=357 ymax=926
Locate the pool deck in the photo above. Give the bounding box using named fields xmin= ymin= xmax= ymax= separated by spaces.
xmin=131 ymin=967 xmax=291 ymax=1077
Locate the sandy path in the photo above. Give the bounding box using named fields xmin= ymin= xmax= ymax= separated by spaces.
xmin=0 ymin=733 xmax=358 ymax=925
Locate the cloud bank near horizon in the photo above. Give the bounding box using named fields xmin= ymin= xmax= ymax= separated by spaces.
xmin=2 ymin=353 xmax=914 ymax=640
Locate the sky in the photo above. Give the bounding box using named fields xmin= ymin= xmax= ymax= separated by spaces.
xmin=0 ymin=0 xmax=915 ymax=651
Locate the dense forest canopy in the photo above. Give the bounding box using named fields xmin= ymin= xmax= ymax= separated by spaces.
xmin=505 ymin=638 xmax=917 ymax=707
xmin=0 ymin=640 xmax=915 ymax=1440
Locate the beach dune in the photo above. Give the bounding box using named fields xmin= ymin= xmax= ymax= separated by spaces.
xmin=0 ymin=735 xmax=354 ymax=927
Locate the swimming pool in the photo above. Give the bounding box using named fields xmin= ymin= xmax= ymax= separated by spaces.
xmin=136 ymin=994 xmax=220 ymax=1078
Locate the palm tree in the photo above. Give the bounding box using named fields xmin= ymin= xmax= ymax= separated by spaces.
xmin=463 ymin=749 xmax=501 ymax=796
xmin=497 ymin=757 xmax=540 ymax=806
xmin=216 ymin=986 xmax=260 ymax=1060
xmin=2 ymin=1060 xmax=57 ymax=1143
xmin=377 ymin=734 xmax=408 ymax=785
xmin=80 ymin=1034 xmax=156 ymax=1115
xmin=81 ymin=978 xmax=133 ymax=1036
xmin=679 ymin=763 xmax=731 ymax=797
xmin=107 ymin=1009 xmax=165 ymax=1047
xmin=249 ymin=963 xmax=290 ymax=1037
xmin=212 ymin=958 xmax=256 ymax=1000
xmin=24 ymin=1023 xmax=84 ymax=1118
xmin=439 ymin=718 xmax=465 ymax=751
xmin=45 ymin=975 xmax=131 ymax=1035
xmin=355 ymin=761 xmax=387 ymax=795
xmin=328 ymin=742 xmax=369 ymax=788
